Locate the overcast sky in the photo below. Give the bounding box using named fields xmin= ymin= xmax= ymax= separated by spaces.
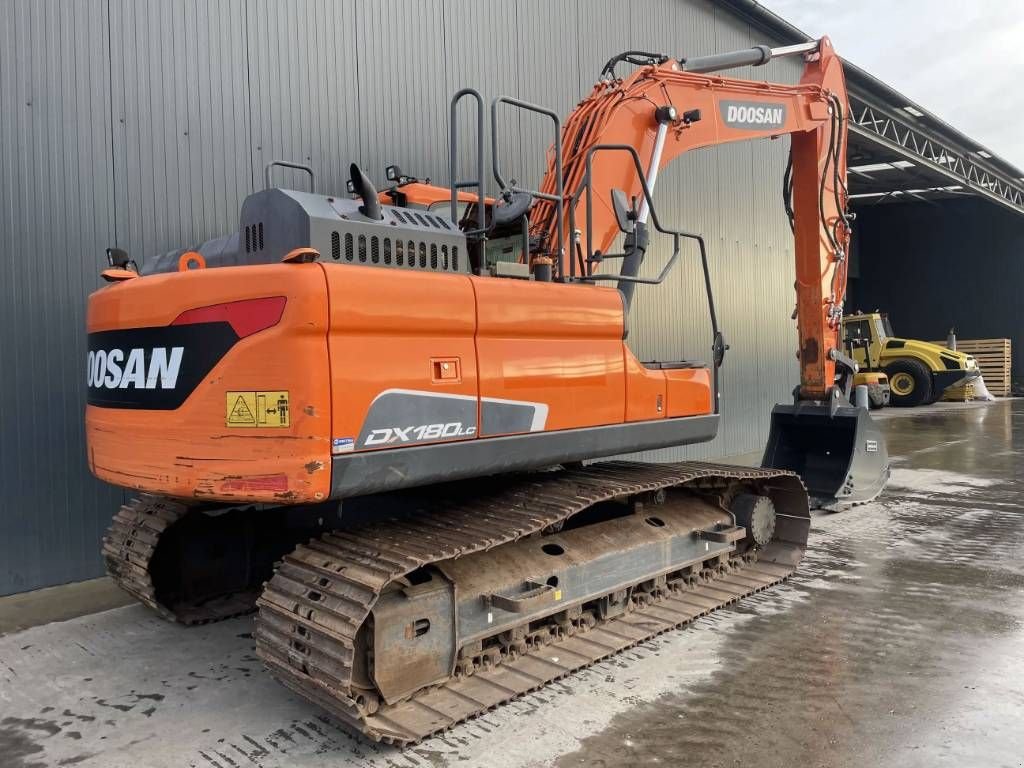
xmin=762 ymin=0 xmax=1024 ymax=171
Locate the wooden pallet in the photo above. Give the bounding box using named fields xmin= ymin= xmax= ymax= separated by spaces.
xmin=942 ymin=383 xmax=975 ymax=402
xmin=930 ymin=338 xmax=1012 ymax=396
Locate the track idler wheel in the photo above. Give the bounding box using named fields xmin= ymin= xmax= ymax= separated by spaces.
xmin=731 ymin=493 xmax=776 ymax=548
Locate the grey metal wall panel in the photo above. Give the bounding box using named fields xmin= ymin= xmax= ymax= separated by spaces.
xmin=442 ymin=0 xmax=520 ymax=203
xmin=512 ymin=1 xmax=580 ymax=191
xmin=574 ymin=0 xmax=630 ymax=97
xmin=109 ymin=0 xmax=252 ymax=258
xmin=0 ymin=0 xmax=809 ymax=595
xmin=246 ymin=0 xmax=359 ymax=197
xmin=354 ymin=0 xmax=450 ymax=187
xmin=0 ymin=0 xmax=123 ymax=594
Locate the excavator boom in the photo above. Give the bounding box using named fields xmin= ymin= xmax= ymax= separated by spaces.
xmin=525 ymin=37 xmax=888 ymax=506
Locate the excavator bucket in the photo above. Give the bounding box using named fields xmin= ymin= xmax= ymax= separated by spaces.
xmin=762 ymin=401 xmax=889 ymax=509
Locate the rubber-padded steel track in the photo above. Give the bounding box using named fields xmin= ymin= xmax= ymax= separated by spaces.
xmin=255 ymin=460 xmax=809 ymax=744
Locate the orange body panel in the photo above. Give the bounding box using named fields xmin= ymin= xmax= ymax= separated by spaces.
xmin=86 ymin=262 xmax=713 ymax=503
xmin=86 ymin=264 xmax=332 ymax=503
xmin=323 ymin=264 xmax=478 ymax=449
xmin=665 ymin=368 xmax=713 ymax=418
xmin=623 ymin=354 xmax=666 ymax=422
xmin=83 ymin=36 xmax=853 ymax=507
xmin=378 ymin=182 xmax=494 ymax=207
xmin=473 ymin=278 xmax=626 ymax=433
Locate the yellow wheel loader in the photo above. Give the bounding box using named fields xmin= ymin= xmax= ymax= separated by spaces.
xmin=842 ymin=312 xmax=980 ymax=407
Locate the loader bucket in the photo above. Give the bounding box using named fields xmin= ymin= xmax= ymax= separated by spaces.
xmin=762 ymin=401 xmax=889 ymax=509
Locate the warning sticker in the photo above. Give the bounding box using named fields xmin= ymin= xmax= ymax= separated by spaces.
xmin=225 ymin=391 xmax=290 ymax=428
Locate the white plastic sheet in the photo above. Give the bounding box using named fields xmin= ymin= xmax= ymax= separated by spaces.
xmin=973 ymin=375 xmax=996 ymax=401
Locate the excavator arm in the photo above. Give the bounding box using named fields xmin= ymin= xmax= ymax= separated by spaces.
xmin=528 ymin=38 xmax=887 ymax=506
xmin=534 ymin=38 xmax=848 ymax=400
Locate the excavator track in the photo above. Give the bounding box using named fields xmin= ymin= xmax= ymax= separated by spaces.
xmin=255 ymin=460 xmax=810 ymax=745
xmin=103 ymin=495 xmax=329 ymax=625
xmin=104 ymin=496 xmax=195 ymax=623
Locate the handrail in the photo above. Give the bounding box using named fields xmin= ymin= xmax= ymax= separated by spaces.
xmin=448 ymin=89 xmax=487 ymax=236
xmin=566 ymin=143 xmax=725 ymax=412
xmin=491 ymin=96 xmax=565 ymax=277
xmin=264 ymin=160 xmax=315 ymax=191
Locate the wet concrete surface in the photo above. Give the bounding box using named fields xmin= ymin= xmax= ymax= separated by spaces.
xmin=1 ymin=400 xmax=1022 ymax=767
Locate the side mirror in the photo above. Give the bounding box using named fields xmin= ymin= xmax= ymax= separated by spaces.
xmin=713 ymin=331 xmax=729 ymax=368
xmin=610 ymin=188 xmax=635 ymax=234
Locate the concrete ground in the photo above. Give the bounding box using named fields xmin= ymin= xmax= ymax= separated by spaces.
xmin=1 ymin=400 xmax=1022 ymax=768
xmin=0 ymin=579 xmax=131 ymax=637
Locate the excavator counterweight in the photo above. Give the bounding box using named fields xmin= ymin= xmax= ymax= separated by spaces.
xmin=87 ymin=35 xmax=887 ymax=745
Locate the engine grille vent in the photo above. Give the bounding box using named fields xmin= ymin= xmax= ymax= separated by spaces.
xmin=386 ymin=208 xmax=453 ymax=230
xmin=330 ymin=232 xmax=460 ymax=273
xmin=243 ymin=222 xmax=266 ymax=253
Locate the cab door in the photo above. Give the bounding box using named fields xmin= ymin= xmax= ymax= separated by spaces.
xmin=843 ymin=318 xmax=872 ymax=369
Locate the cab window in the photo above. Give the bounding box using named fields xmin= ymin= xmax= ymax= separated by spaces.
xmin=427 ymin=200 xmax=470 ymax=221
xmin=875 ymin=316 xmax=892 ymax=340
xmin=845 ymin=320 xmax=871 ymax=344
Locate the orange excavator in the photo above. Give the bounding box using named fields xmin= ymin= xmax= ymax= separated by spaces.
xmin=88 ymin=37 xmax=888 ymax=743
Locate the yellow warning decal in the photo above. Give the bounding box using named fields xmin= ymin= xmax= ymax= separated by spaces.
xmin=225 ymin=391 xmax=290 ymax=428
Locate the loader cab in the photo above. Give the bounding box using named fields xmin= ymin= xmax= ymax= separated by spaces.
xmin=843 ymin=311 xmax=898 ymax=370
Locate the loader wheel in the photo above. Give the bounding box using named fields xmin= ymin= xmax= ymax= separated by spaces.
xmin=885 ymin=359 xmax=932 ymax=407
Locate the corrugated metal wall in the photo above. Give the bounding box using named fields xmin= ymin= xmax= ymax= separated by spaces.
xmin=0 ymin=0 xmax=800 ymax=596
xmin=853 ymin=198 xmax=1024 ymax=383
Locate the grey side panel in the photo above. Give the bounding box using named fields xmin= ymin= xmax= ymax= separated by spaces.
xmin=236 ymin=188 xmax=311 ymax=265
xmin=332 ymin=416 xmax=720 ymax=498
xmin=480 ymin=400 xmax=543 ymax=436
xmin=356 ymin=391 xmax=477 ymax=448
xmin=142 ymin=233 xmax=242 ymax=275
